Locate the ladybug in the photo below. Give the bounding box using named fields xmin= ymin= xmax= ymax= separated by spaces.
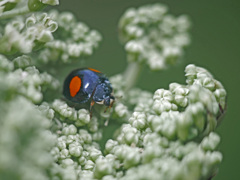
xmin=63 ymin=68 xmax=115 ymax=114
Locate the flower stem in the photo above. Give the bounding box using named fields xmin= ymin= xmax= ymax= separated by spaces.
xmin=123 ymin=62 xmax=143 ymax=91
xmin=0 ymin=6 xmax=30 ymax=20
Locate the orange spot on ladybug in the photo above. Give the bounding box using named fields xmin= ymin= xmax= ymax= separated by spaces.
xmin=88 ymin=68 xmax=101 ymax=73
xmin=69 ymin=76 xmax=81 ymax=97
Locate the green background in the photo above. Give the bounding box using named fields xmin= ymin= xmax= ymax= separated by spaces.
xmin=56 ymin=0 xmax=240 ymax=179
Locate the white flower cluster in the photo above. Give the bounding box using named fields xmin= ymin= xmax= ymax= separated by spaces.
xmin=0 ymin=97 xmax=56 ymax=180
xmin=38 ymin=99 xmax=103 ymax=179
xmin=185 ymin=64 xmax=226 ymax=110
xmin=38 ymin=10 xmax=102 ymax=64
xmin=95 ymin=64 xmax=225 ymax=180
xmin=52 ymin=99 xmax=91 ymax=127
xmin=0 ymin=55 xmax=59 ymax=103
xmin=50 ymin=123 xmax=104 ymax=179
xmin=119 ymin=4 xmax=191 ymax=70
xmin=0 ymin=12 xmax=57 ymax=54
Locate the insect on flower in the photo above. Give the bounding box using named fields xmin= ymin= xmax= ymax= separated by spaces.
xmin=63 ymin=68 xmax=115 ymax=116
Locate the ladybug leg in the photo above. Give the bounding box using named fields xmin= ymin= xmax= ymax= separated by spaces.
xmin=90 ymin=100 xmax=95 ymax=118
xmin=104 ymin=106 xmax=109 ymax=113
xmin=90 ymin=99 xmax=95 ymax=108
xmin=110 ymin=100 xmax=114 ymax=108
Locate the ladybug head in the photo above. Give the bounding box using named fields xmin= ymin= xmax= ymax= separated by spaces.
xmin=103 ymin=95 xmax=115 ymax=107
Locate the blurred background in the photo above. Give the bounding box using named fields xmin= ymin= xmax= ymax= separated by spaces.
xmin=56 ymin=0 xmax=240 ymax=179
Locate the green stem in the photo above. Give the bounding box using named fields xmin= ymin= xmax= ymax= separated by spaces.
xmin=123 ymin=62 xmax=143 ymax=91
xmin=0 ymin=6 xmax=30 ymax=20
